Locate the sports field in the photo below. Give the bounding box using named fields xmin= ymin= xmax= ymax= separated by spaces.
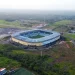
xmin=12 ymin=68 xmax=34 ymax=75
xmin=29 ymin=34 xmax=44 ymax=39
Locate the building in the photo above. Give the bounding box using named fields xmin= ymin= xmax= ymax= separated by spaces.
xmin=11 ymin=29 xmax=60 ymax=46
xmin=0 ymin=68 xmax=7 ymax=75
xmin=69 ymin=30 xmax=75 ymax=33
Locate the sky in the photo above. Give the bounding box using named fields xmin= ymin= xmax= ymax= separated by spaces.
xmin=0 ymin=0 xmax=75 ymax=10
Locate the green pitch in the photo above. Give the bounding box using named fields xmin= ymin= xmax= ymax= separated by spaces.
xmin=12 ymin=68 xmax=34 ymax=75
xmin=29 ymin=34 xmax=44 ymax=39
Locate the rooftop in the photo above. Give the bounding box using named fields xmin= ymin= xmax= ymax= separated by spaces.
xmin=0 ymin=68 xmax=6 ymax=71
xmin=12 ymin=30 xmax=60 ymax=43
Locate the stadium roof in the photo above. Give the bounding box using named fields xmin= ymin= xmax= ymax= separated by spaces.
xmin=12 ymin=30 xmax=60 ymax=43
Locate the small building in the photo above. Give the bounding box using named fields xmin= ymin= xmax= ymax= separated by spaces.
xmin=69 ymin=30 xmax=75 ymax=33
xmin=0 ymin=68 xmax=7 ymax=75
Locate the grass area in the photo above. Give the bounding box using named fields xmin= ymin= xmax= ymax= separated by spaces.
xmin=43 ymin=20 xmax=74 ymax=31
xmin=53 ymin=25 xmax=68 ymax=32
xmin=0 ymin=20 xmax=21 ymax=28
xmin=53 ymin=20 xmax=73 ymax=26
xmin=0 ymin=20 xmax=20 ymax=25
xmin=12 ymin=68 xmax=34 ymax=75
xmin=12 ymin=50 xmax=27 ymax=54
xmin=0 ymin=54 xmax=21 ymax=70
xmin=12 ymin=50 xmax=39 ymax=56
xmin=0 ymin=20 xmax=31 ymax=29
xmin=29 ymin=35 xmax=44 ymax=39
xmin=64 ymin=33 xmax=75 ymax=40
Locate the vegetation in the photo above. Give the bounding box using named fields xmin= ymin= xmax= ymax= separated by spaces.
xmin=43 ymin=20 xmax=75 ymax=32
xmin=0 ymin=44 xmax=75 ymax=75
xmin=64 ymin=33 xmax=75 ymax=40
xmin=0 ymin=20 xmax=21 ymax=28
xmin=0 ymin=54 xmax=21 ymax=70
xmin=0 ymin=12 xmax=75 ymax=75
xmin=53 ymin=20 xmax=73 ymax=26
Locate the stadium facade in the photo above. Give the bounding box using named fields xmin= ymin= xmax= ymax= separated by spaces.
xmin=11 ymin=30 xmax=60 ymax=46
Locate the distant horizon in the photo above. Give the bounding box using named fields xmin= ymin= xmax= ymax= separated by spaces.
xmin=0 ymin=9 xmax=75 ymax=15
xmin=0 ymin=9 xmax=75 ymax=13
xmin=0 ymin=8 xmax=75 ymax=11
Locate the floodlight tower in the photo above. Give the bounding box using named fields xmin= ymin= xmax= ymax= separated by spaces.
xmin=41 ymin=50 xmax=43 ymax=57
xmin=44 ymin=16 xmax=45 ymax=26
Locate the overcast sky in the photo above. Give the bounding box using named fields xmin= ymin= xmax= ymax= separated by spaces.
xmin=0 ymin=0 xmax=75 ymax=10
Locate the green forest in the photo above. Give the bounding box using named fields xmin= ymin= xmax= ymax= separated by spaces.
xmin=0 ymin=44 xmax=75 ymax=75
xmin=0 ymin=54 xmax=20 ymax=70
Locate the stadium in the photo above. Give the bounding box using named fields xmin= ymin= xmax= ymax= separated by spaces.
xmin=11 ymin=29 xmax=60 ymax=46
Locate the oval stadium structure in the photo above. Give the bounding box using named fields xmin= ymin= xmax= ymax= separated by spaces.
xmin=11 ymin=29 xmax=60 ymax=46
